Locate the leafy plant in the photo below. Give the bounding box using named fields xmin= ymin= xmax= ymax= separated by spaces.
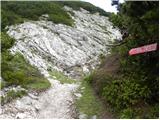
xmin=1 ymin=90 xmax=27 ymax=105
xmin=103 ymin=77 xmax=151 ymax=109
xmin=1 ymin=32 xmax=51 ymax=92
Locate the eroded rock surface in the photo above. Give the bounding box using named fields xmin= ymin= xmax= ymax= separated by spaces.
xmin=7 ymin=6 xmax=121 ymax=78
xmin=0 ymin=7 xmax=121 ymax=119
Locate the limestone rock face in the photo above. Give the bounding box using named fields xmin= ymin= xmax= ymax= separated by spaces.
xmin=1 ymin=6 xmax=122 ymax=119
xmin=7 ymin=6 xmax=121 ymax=78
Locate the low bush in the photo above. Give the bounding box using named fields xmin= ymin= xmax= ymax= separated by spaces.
xmin=1 ymin=32 xmax=15 ymax=51
xmin=102 ymin=78 xmax=150 ymax=110
xmin=49 ymin=13 xmax=74 ymax=26
xmin=84 ymin=71 xmax=95 ymax=84
xmin=57 ymin=1 xmax=111 ymax=17
xmin=1 ymin=90 xmax=27 ymax=105
xmin=1 ymin=1 xmax=75 ymax=31
xmin=1 ymin=32 xmax=51 ymax=92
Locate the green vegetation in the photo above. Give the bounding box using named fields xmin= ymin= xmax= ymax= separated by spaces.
xmin=57 ymin=1 xmax=111 ymax=17
xmin=1 ymin=32 xmax=51 ymax=103
xmin=0 ymin=81 xmax=6 ymax=89
xmin=1 ymin=51 xmax=51 ymax=91
xmin=1 ymin=31 xmax=15 ymax=51
xmin=49 ymin=70 xmax=76 ymax=84
xmin=1 ymin=1 xmax=112 ymax=106
xmin=1 ymin=90 xmax=27 ymax=105
xmin=102 ymin=77 xmax=151 ymax=112
xmin=85 ymin=1 xmax=159 ymax=119
xmin=1 ymin=1 xmax=112 ymax=31
xmin=24 ymin=76 xmax=51 ymax=91
xmin=75 ymin=80 xmax=104 ymax=118
xmin=1 ymin=1 xmax=74 ymax=31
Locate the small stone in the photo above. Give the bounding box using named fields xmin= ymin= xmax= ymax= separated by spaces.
xmin=91 ymin=115 xmax=97 ymax=119
xmin=12 ymin=88 xmax=16 ymax=92
xmin=74 ymin=93 xmax=82 ymax=98
xmin=81 ymin=87 xmax=85 ymax=90
xmin=52 ymin=76 xmax=57 ymax=79
xmin=28 ymin=93 xmax=38 ymax=100
xmin=79 ymin=113 xmax=87 ymax=119
xmin=0 ymin=108 xmax=2 ymax=114
xmin=16 ymin=113 xmax=26 ymax=119
xmin=82 ymin=66 xmax=89 ymax=73
xmin=17 ymin=86 xmax=21 ymax=89
xmin=34 ymin=104 xmax=41 ymax=111
xmin=11 ymin=113 xmax=15 ymax=117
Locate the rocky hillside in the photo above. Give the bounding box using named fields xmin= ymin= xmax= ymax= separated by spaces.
xmin=7 ymin=6 xmax=121 ymax=79
xmin=1 ymin=2 xmax=121 ymax=119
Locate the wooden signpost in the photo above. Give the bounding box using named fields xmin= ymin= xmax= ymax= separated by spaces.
xmin=129 ymin=43 xmax=158 ymax=56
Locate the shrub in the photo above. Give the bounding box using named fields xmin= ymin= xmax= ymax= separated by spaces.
xmin=102 ymin=78 xmax=151 ymax=110
xmin=2 ymin=71 xmax=26 ymax=86
xmin=119 ymin=108 xmax=135 ymax=119
xmin=1 ymin=32 xmax=15 ymax=51
xmin=1 ymin=32 xmax=51 ymax=93
xmin=49 ymin=13 xmax=74 ymax=26
xmin=84 ymin=71 xmax=95 ymax=84
xmin=1 ymin=90 xmax=27 ymax=105
xmin=1 ymin=1 xmax=75 ymax=31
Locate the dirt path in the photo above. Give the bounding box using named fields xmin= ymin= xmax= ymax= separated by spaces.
xmin=0 ymin=76 xmax=79 ymax=119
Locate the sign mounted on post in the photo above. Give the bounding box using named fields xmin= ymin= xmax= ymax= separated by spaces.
xmin=129 ymin=43 xmax=158 ymax=56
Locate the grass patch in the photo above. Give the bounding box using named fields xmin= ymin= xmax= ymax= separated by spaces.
xmin=75 ymin=80 xmax=104 ymax=118
xmin=1 ymin=90 xmax=27 ymax=105
xmin=25 ymin=77 xmax=51 ymax=91
xmin=0 ymin=81 xmax=7 ymax=89
xmin=49 ymin=70 xmax=76 ymax=84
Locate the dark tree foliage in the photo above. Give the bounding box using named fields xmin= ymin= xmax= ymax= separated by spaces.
xmin=86 ymin=1 xmax=159 ymax=118
xmin=107 ymin=1 xmax=159 ymax=117
xmin=114 ymin=1 xmax=159 ymax=100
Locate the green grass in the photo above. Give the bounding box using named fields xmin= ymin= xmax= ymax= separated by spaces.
xmin=0 ymin=81 xmax=7 ymax=89
xmin=1 ymin=90 xmax=27 ymax=105
xmin=25 ymin=77 xmax=51 ymax=91
xmin=75 ymin=81 xmax=104 ymax=118
xmin=49 ymin=70 xmax=76 ymax=84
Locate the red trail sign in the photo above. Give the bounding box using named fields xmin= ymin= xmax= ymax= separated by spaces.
xmin=129 ymin=43 xmax=157 ymax=56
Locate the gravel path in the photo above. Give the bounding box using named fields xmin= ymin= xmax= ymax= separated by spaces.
xmin=0 ymin=77 xmax=79 ymax=119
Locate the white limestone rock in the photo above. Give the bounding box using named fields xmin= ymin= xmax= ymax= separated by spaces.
xmin=16 ymin=113 xmax=26 ymax=119
xmin=1 ymin=6 xmax=122 ymax=119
